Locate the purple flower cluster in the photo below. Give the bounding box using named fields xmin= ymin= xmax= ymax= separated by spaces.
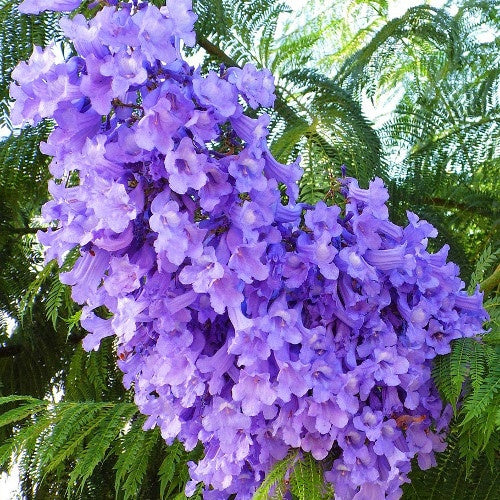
xmin=12 ymin=1 xmax=487 ymax=498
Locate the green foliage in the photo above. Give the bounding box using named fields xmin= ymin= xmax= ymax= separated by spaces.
xmin=253 ymin=450 xmax=298 ymax=500
xmin=253 ymin=451 xmax=334 ymax=500
xmin=113 ymin=419 xmax=161 ymax=500
xmin=0 ymin=396 xmax=48 ymax=428
xmin=65 ymin=340 xmax=123 ymax=402
xmin=0 ymin=395 xmax=201 ymax=500
xmin=19 ymin=250 xmax=79 ymax=331
xmin=278 ymin=68 xmax=383 ymax=202
xmin=0 ymin=123 xmax=52 ymax=326
xmin=432 ymin=245 xmax=499 ymax=474
xmin=334 ymin=1 xmax=499 ymax=276
xmin=404 ymin=429 xmax=500 ymax=500
xmin=158 ymin=440 xmax=204 ymax=499
xmin=468 ymin=246 xmax=500 ymax=293
xmin=336 ymin=5 xmax=458 ymax=94
xmin=289 ymin=452 xmax=335 ymax=500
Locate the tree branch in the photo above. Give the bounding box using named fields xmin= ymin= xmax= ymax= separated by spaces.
xmin=5 ymin=227 xmax=46 ymax=235
xmin=427 ymin=197 xmax=493 ymax=216
xmin=480 ymin=264 xmax=500 ymax=295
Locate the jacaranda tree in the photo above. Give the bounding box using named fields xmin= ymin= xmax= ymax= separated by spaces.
xmin=0 ymin=1 xmax=498 ymax=499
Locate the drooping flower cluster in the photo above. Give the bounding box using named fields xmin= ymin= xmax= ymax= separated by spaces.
xmin=12 ymin=1 xmax=487 ymax=499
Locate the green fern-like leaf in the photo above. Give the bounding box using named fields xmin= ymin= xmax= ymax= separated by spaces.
xmin=40 ymin=404 xmax=110 ymax=476
xmin=462 ymin=369 xmax=500 ymax=426
xmin=159 ymin=441 xmax=184 ymax=498
xmin=158 ymin=440 xmax=203 ymax=499
xmin=114 ymin=419 xmax=160 ymax=500
xmin=289 ymin=453 xmax=334 ymax=500
xmin=68 ymin=403 xmax=137 ymax=494
xmin=0 ymin=396 xmax=47 ymax=431
xmin=0 ymin=407 xmax=53 ymax=468
xmin=18 ymin=260 xmax=57 ymax=320
xmin=45 ymin=276 xmax=69 ymax=329
xmin=253 ymin=450 xmax=298 ymax=500
xmin=469 ymin=245 xmax=499 ymax=293
xmin=405 ymin=428 xmax=500 ymax=499
xmin=449 ymin=338 xmax=474 ymax=404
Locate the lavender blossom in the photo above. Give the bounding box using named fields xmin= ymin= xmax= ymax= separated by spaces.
xmin=18 ymin=0 xmax=81 ymax=14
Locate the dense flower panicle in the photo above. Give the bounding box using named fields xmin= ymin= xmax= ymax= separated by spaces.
xmin=12 ymin=1 xmax=488 ymax=499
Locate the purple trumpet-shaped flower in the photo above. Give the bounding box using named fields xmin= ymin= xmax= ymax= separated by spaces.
xmin=149 ymin=193 xmax=205 ymax=268
xmin=262 ymin=297 xmax=302 ymax=350
xmin=132 ymin=4 xmax=178 ymax=63
xmin=297 ymin=231 xmax=339 ymax=280
xmin=232 ymin=370 xmax=276 ymax=416
xmin=275 ymin=360 xmax=310 ymax=402
xmin=136 ymin=96 xmax=185 ymax=154
xmin=262 ymin=147 xmax=302 ymax=203
xmin=227 ymin=63 xmax=275 ymax=109
xmin=230 ymin=113 xmax=270 ymax=153
xmin=353 ymin=407 xmax=384 ymax=441
xmin=90 ymin=179 xmax=138 ymax=234
xmin=229 ymin=327 xmax=271 ymax=366
xmin=364 ymin=244 xmax=414 ymax=271
xmin=160 ymin=0 xmax=198 ymax=47
xmin=10 ymin=46 xmax=82 ymax=125
xmin=227 ymin=149 xmax=267 ymax=193
xmin=164 ymin=137 xmax=208 ymax=193
xmin=346 ymin=177 xmax=390 ymax=218
xmin=308 ymin=400 xmax=349 ymax=434
xmin=100 ymin=51 xmax=148 ymax=96
xmin=304 ymin=201 xmax=342 ymax=238
xmin=80 ymin=309 xmax=113 ymax=351
xmin=179 ymin=247 xmax=224 ymax=293
xmin=18 ymin=0 xmax=81 ymax=14
xmin=193 ymin=70 xmax=240 ymax=118
xmin=60 ymin=249 xmax=109 ymax=304
xmin=80 ymin=53 xmax=115 ymax=115
xmin=228 ymin=242 xmax=269 ymax=283
xmin=373 ymin=348 xmax=410 ymax=386
xmin=59 ymin=14 xmax=110 ymax=59
xmin=104 ymin=254 xmax=142 ymax=297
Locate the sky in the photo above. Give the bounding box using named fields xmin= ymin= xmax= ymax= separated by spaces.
xmin=279 ymin=0 xmax=455 ymax=125
xmin=285 ymin=0 xmax=452 ymax=18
